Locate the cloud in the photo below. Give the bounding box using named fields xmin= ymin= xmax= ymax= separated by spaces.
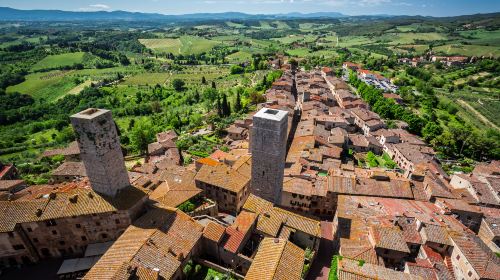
xmin=79 ymin=4 xmax=111 ymax=11
xmin=89 ymin=4 xmax=111 ymax=9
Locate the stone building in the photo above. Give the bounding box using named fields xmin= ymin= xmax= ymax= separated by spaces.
xmin=0 ymin=179 xmax=147 ymax=268
xmin=70 ymin=108 xmax=130 ymax=197
xmin=250 ymin=108 xmax=288 ymax=204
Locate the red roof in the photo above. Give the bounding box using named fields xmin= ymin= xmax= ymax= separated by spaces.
xmin=222 ymin=227 xmax=246 ymax=253
xmin=322 ymin=67 xmax=333 ymax=73
xmin=0 ymin=165 xmax=14 ymax=179
xmin=210 ymin=150 xmax=228 ymax=161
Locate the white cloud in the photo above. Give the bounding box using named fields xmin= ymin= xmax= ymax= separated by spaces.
xmin=79 ymin=4 xmax=111 ymax=11
xmin=89 ymin=4 xmax=110 ymax=9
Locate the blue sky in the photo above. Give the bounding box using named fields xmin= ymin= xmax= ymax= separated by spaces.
xmin=2 ymin=0 xmax=499 ymax=16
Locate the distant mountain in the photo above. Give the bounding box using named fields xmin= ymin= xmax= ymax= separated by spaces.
xmin=0 ymin=7 xmax=348 ymax=22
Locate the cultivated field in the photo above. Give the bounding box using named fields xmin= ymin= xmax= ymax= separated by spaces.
xmin=31 ymin=52 xmax=86 ymax=71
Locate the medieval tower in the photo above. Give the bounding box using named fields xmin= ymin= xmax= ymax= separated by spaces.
xmin=70 ymin=108 xmax=130 ymax=197
xmin=250 ymin=107 xmax=288 ymax=204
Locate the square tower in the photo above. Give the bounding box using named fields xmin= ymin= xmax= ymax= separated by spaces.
xmin=70 ymin=108 xmax=130 ymax=197
xmin=250 ymin=108 xmax=288 ymax=204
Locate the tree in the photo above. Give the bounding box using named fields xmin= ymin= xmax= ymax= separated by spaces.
xmin=130 ymin=119 xmax=155 ymax=155
xmin=422 ymin=122 xmax=443 ymax=142
xmin=230 ymin=65 xmax=245 ymax=74
xmin=221 ymin=93 xmax=231 ymax=117
xmin=234 ymin=91 xmax=242 ymax=112
xmin=172 ymin=79 xmax=185 ymax=91
xmin=201 ymin=76 xmax=207 ymax=84
xmin=211 ymin=81 xmax=216 ymax=89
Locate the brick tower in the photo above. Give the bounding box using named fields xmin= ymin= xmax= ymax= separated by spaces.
xmin=250 ymin=108 xmax=288 ymax=204
xmin=70 ymin=108 xmax=130 ymax=197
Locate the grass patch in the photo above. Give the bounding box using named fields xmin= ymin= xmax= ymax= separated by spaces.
xmin=32 ymin=52 xmax=86 ymax=71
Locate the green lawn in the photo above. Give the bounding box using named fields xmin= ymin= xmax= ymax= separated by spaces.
xmin=6 ymin=70 xmax=77 ymax=102
xmin=32 ymin=52 xmax=86 ymax=71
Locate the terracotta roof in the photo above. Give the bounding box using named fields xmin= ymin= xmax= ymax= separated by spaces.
xmin=52 ymin=161 xmax=87 ymax=177
xmin=243 ymin=194 xmax=320 ymax=237
xmin=232 ymin=210 xmax=257 ymax=232
xmin=203 ymin=221 xmax=226 ymax=243
xmin=337 ymin=258 xmax=422 ymax=280
xmin=245 ymin=238 xmax=305 ymax=280
xmin=421 ymin=224 xmax=451 ymax=245
xmin=339 ymin=238 xmax=382 ymax=265
xmin=222 ymin=226 xmax=246 ymax=253
xmin=84 ymin=206 xmax=203 ymax=280
xmin=149 ymin=168 xmax=201 ymax=208
xmin=370 ymin=226 xmax=410 ymax=253
xmin=449 ymin=232 xmax=500 ymax=279
xmin=194 ymin=159 xmax=250 ymax=193
xmin=0 ymin=179 xmax=147 ymax=233
xmin=42 ymin=141 xmax=80 ymax=158
xmin=0 ymin=180 xmax=25 ymax=191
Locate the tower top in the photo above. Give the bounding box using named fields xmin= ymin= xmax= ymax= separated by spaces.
xmin=253 ymin=108 xmax=288 ymax=123
xmin=71 ymin=108 xmax=110 ymax=120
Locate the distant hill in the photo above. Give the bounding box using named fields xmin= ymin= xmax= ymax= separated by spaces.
xmin=0 ymin=7 xmax=348 ymax=21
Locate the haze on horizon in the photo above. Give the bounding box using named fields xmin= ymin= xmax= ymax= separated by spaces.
xmin=2 ymin=0 xmax=500 ymax=17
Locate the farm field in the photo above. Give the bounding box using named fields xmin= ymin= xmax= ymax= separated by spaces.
xmin=433 ymin=44 xmax=500 ymax=57
xmin=139 ymin=36 xmax=219 ymax=55
xmin=31 ymin=52 xmax=86 ymax=71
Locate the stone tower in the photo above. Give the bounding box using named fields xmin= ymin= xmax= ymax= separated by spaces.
xmin=70 ymin=108 xmax=130 ymax=197
xmin=250 ymin=108 xmax=288 ymax=204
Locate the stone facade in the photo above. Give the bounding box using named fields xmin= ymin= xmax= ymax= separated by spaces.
xmin=250 ymin=108 xmax=288 ymax=204
xmin=70 ymin=109 xmax=130 ymax=197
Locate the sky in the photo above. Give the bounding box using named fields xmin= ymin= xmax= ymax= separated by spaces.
xmin=1 ymin=0 xmax=500 ymax=17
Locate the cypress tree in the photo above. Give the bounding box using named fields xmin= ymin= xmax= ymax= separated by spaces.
xmin=235 ymin=91 xmax=242 ymax=112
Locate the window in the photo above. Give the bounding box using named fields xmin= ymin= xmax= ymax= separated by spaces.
xmin=81 ymin=236 xmax=87 ymax=241
xmin=13 ymin=244 xmax=25 ymax=250
xmin=75 ymin=224 xmax=81 ymax=228
xmin=101 ymin=233 xmax=108 ymax=239
xmin=438 ymin=244 xmax=445 ymax=248
xmin=33 ymin=238 xmax=39 ymax=243
xmin=7 ymin=232 xmax=14 ymax=238
xmin=468 ymin=271 xmax=472 ymax=277
xmin=59 ymin=241 xmax=65 ymax=246
xmin=51 ymin=230 xmax=57 ymax=235
xmin=456 ymin=255 xmax=460 ymax=260
xmin=115 ymin=219 xmax=120 ymax=224
xmin=27 ymin=227 xmax=32 ymax=232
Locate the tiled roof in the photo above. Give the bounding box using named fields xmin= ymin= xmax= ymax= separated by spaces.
xmin=337 ymin=258 xmax=423 ymax=280
xmin=232 ymin=210 xmax=257 ymax=232
xmin=0 ymin=179 xmax=147 ymax=233
xmin=194 ymin=160 xmax=250 ymax=193
xmin=449 ymin=232 xmax=500 ymax=279
xmin=421 ymin=224 xmax=451 ymax=245
xmin=149 ymin=168 xmax=201 ymax=208
xmin=0 ymin=180 xmax=25 ymax=191
xmin=222 ymin=226 xmax=246 ymax=253
xmin=203 ymin=221 xmax=226 ymax=243
xmin=339 ymin=238 xmax=382 ymax=265
xmin=51 ymin=161 xmax=87 ymax=177
xmin=245 ymin=238 xmax=305 ymax=280
xmin=84 ymin=206 xmax=203 ymax=280
xmin=369 ymin=226 xmax=410 ymax=253
xmin=42 ymin=141 xmax=80 ymax=158
xmin=243 ymin=194 xmax=320 ymax=237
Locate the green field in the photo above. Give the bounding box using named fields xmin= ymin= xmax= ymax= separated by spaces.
xmin=139 ymin=36 xmax=219 ymax=55
xmin=226 ymin=51 xmax=253 ymax=63
xmin=6 ymin=70 xmax=77 ymax=101
xmin=434 ymin=44 xmax=500 ymax=57
xmin=121 ymin=72 xmax=170 ymax=86
xmin=31 ymin=52 xmax=86 ymax=71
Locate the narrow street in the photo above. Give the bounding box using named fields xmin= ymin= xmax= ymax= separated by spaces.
xmin=306 ymin=221 xmax=334 ymax=280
